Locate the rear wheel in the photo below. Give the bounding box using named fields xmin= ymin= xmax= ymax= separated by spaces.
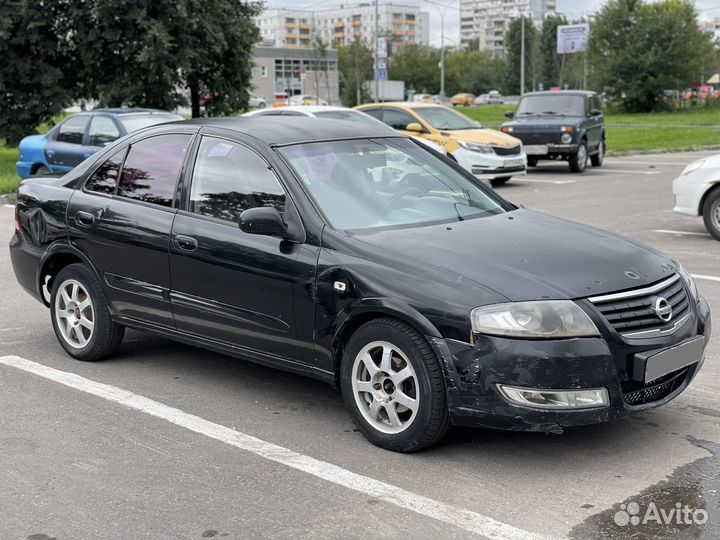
xmin=590 ymin=140 xmax=605 ymax=167
xmin=569 ymin=141 xmax=588 ymax=173
xmin=50 ymin=263 xmax=124 ymax=361
xmin=702 ymin=189 xmax=720 ymax=241
xmin=33 ymin=165 xmax=51 ymax=176
xmin=340 ymin=318 xmax=450 ymax=452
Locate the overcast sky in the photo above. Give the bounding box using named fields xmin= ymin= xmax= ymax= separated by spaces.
xmin=264 ymin=1 xmax=720 ymax=47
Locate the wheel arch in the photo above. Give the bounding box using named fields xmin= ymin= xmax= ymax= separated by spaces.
xmin=38 ymin=245 xmax=101 ymax=307
xmin=699 ymin=182 xmax=720 ymax=216
xmin=330 ymin=299 xmax=442 ymax=386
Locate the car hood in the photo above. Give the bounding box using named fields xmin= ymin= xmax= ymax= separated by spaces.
xmin=352 ymin=209 xmax=675 ymax=302
xmin=502 ymin=115 xmax=584 ymax=129
xmin=444 ymin=128 xmax=520 ymax=147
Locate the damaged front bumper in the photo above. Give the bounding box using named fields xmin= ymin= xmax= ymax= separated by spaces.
xmin=427 ymin=297 xmax=712 ymax=433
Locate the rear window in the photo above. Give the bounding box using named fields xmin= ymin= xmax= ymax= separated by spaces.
xmin=118 ymin=114 xmax=184 ymax=133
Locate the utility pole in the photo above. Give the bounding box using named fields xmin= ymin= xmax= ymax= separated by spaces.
xmin=440 ymin=8 xmax=446 ymax=99
xmin=520 ymin=16 xmax=525 ymax=95
xmin=374 ymin=0 xmax=379 ymax=102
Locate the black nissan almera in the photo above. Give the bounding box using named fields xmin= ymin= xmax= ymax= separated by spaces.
xmin=9 ymin=117 xmax=712 ymax=451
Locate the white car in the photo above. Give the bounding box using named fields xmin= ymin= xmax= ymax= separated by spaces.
xmin=289 ymin=95 xmax=328 ymax=106
xmin=248 ymin=94 xmax=266 ymax=109
xmin=243 ymin=105 xmax=447 ymax=156
xmin=475 ymin=91 xmax=504 ymax=105
xmin=672 ymin=154 xmax=720 ymax=240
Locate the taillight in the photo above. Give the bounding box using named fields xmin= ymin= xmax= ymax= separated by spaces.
xmin=14 ymin=204 xmax=21 ymax=235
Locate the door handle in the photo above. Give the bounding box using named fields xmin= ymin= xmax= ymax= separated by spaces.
xmin=75 ymin=211 xmax=95 ymax=227
xmin=174 ymin=235 xmax=198 ymax=252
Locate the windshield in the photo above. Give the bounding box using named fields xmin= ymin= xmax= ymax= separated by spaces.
xmin=412 ymin=107 xmax=478 ymax=130
xmin=315 ymin=110 xmax=386 ymax=128
xmin=516 ymin=95 xmax=585 ymax=116
xmin=119 ymin=114 xmax=184 ymax=133
xmin=279 ymin=138 xmax=504 ymax=231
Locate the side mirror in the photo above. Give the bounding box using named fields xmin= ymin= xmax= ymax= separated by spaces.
xmin=405 ymin=122 xmax=424 ymax=133
xmin=239 ymin=207 xmax=287 ymax=237
xmin=504 ymin=111 xmax=514 ymax=119
xmin=589 ymin=109 xmax=603 ymax=117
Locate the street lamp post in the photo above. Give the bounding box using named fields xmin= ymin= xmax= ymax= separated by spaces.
xmin=374 ymin=0 xmax=379 ymax=101
xmin=422 ymin=0 xmax=454 ymax=100
xmin=520 ymin=16 xmax=525 ymax=95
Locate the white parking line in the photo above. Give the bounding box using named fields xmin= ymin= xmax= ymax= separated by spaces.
xmin=693 ymin=274 xmax=720 ymax=283
xmin=606 ymin=159 xmax=689 ymax=166
xmin=514 ymin=178 xmax=576 ymax=184
xmin=0 ymin=355 xmax=553 ymax=540
xmin=1 ymin=204 xmax=15 ymax=208
xmin=596 ymin=169 xmax=661 ymax=175
xmin=654 ymin=229 xmax=710 ymax=237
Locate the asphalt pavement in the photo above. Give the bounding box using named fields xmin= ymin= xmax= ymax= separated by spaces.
xmin=1 ymin=150 xmax=718 ymax=540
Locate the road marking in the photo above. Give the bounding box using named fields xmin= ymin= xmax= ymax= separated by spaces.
xmin=654 ymin=229 xmax=710 ymax=237
xmin=1 ymin=204 xmax=15 ymax=208
xmin=693 ymin=274 xmax=720 ymax=283
xmin=597 ymin=169 xmax=661 ymax=175
xmin=514 ymin=178 xmax=576 ymax=184
xmin=606 ymin=159 xmax=689 ymax=166
xmin=0 ymin=355 xmax=553 ymax=540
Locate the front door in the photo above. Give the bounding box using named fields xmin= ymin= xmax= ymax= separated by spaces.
xmin=169 ymin=135 xmax=304 ymax=362
xmin=67 ymin=133 xmax=194 ymax=329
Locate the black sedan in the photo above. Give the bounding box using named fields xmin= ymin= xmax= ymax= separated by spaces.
xmin=9 ymin=117 xmax=711 ymax=452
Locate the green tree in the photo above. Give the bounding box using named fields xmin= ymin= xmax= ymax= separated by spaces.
xmin=505 ymin=17 xmax=537 ymax=94
xmin=0 ymin=1 xmax=75 ymax=145
xmin=589 ymin=0 xmax=714 ymax=111
xmin=445 ymin=50 xmax=505 ymax=95
xmin=388 ymin=44 xmax=440 ymax=94
xmin=539 ymin=15 xmax=567 ymax=89
xmin=338 ymin=39 xmax=373 ymax=107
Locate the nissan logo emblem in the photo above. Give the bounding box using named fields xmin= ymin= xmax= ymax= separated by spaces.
xmin=653 ymin=297 xmax=673 ymax=322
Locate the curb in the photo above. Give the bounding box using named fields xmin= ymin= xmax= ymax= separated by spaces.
xmin=0 ymin=193 xmax=17 ymax=206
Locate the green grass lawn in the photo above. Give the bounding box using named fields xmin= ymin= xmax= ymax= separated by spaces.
xmin=0 ymin=143 xmax=20 ymax=196
xmin=459 ymin=105 xmax=720 ymax=156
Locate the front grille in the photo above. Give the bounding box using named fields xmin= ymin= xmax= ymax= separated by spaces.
xmin=492 ymin=144 xmax=521 ymax=156
xmin=622 ymin=367 xmax=689 ymax=406
xmin=513 ymin=132 xmax=562 ymax=145
xmin=588 ymin=275 xmax=690 ymax=339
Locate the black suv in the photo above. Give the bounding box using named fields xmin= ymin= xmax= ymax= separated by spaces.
xmin=501 ymin=91 xmax=605 ymax=172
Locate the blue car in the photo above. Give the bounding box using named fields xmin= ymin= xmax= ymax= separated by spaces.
xmin=16 ymin=108 xmax=184 ymax=178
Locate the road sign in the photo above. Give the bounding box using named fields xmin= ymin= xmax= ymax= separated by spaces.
xmin=376 ymin=61 xmax=386 ymax=70
xmin=557 ymin=23 xmax=589 ymax=54
xmin=379 ymin=69 xmax=388 ymax=81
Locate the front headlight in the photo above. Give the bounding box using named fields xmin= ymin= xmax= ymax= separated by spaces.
xmin=458 ymin=140 xmax=494 ymax=154
xmin=680 ymin=159 xmax=705 ymax=177
xmin=470 ymin=300 xmax=599 ymax=339
xmin=678 ymin=264 xmax=699 ymax=302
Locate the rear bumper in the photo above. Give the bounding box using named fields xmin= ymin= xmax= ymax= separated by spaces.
xmin=9 ymin=233 xmax=45 ymax=304
xmin=16 ymin=161 xmax=33 ymax=179
xmin=429 ymin=297 xmax=711 ymax=432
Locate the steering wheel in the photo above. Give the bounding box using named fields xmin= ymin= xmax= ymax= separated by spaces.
xmin=386 ymin=188 xmax=425 ymax=211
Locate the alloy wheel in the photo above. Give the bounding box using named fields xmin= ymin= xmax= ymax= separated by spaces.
xmin=54 ymin=279 xmax=95 ymax=348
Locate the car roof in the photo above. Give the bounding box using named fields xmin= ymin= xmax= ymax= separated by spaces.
xmin=521 ymin=91 xmax=597 ymax=97
xmin=171 ymin=116 xmax=397 ymax=146
xmin=90 ymin=108 xmax=180 ymax=116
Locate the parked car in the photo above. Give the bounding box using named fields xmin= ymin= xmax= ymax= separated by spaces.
xmin=10 ymin=117 xmax=710 ymax=452
xmin=248 ymin=94 xmax=267 ymax=109
xmin=500 ymin=90 xmax=604 ymax=173
xmin=672 ymin=154 xmax=720 ymax=240
xmin=412 ymin=93 xmax=433 ymax=103
xmin=450 ymin=93 xmax=476 ymax=107
xmin=356 ymin=102 xmax=525 ymax=185
xmin=242 ymin=105 xmax=446 ymax=155
xmin=289 ymin=94 xmax=328 ymax=106
xmin=16 ymin=109 xmax=183 ymax=178
xmin=475 ymin=90 xmax=504 ymax=105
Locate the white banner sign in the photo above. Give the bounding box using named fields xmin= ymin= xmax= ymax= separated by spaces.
xmin=557 ymin=23 xmax=589 ymax=54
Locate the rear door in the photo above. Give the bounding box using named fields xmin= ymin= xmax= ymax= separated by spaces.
xmin=87 ymin=115 xmax=122 ymax=152
xmin=67 ymin=131 xmax=195 ymax=329
xmin=585 ymin=95 xmax=604 ymax=151
xmin=45 ymin=115 xmax=92 ymax=171
xmin=169 ymin=134 xmax=305 ymax=361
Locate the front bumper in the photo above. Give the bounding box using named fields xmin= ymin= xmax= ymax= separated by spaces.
xmin=429 ymin=297 xmax=711 ymax=432
xmin=672 ymin=175 xmax=712 ymax=216
xmin=451 ymin=147 xmax=527 ymax=180
xmin=526 ymin=143 xmax=578 ymax=157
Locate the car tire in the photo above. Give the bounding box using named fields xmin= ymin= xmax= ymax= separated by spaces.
xmin=258 ymin=101 xmax=266 ymax=109
xmin=33 ymin=165 xmax=51 ymax=176
xmin=527 ymin=157 xmax=538 ymax=167
xmin=590 ymin=140 xmax=605 ymax=167
xmin=340 ymin=318 xmax=450 ymax=452
xmin=702 ymin=188 xmax=720 ymax=241
xmin=50 ymin=263 xmax=124 ymax=361
xmin=491 ymin=177 xmax=511 ymax=186
xmin=569 ymin=140 xmax=588 ymax=173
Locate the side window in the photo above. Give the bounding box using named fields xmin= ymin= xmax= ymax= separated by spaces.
xmin=592 ymin=96 xmax=602 ymax=113
xmin=85 ymin=148 xmax=126 ymax=195
xmin=189 ymin=137 xmax=286 ymax=223
xmin=117 ymin=134 xmax=192 ymax=207
xmin=88 ymin=116 xmax=120 ymax=147
xmin=382 ymin=109 xmax=417 ymax=130
xmin=56 ymin=116 xmax=90 ymax=144
xmin=362 ymin=108 xmax=383 ymax=120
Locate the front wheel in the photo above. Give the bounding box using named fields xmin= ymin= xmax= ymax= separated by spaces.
xmin=340 ymin=318 xmax=450 ymax=452
xmin=590 ymin=140 xmax=605 ymax=167
xmin=702 ymin=189 xmax=720 ymax=241
xmin=527 ymin=157 xmax=538 ymax=167
xmin=569 ymin=141 xmax=588 ymax=173
xmin=491 ymin=176 xmax=511 ymax=186
xmin=50 ymin=263 xmax=124 ymax=361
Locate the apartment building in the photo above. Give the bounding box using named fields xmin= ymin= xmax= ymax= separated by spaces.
xmin=256 ymin=3 xmax=430 ymax=50
xmin=460 ymin=0 xmax=556 ymax=54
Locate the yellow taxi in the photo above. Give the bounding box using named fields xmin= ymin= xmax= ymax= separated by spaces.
xmin=355 ymin=102 xmax=526 ymax=185
xmin=450 ymin=93 xmax=476 ymax=107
